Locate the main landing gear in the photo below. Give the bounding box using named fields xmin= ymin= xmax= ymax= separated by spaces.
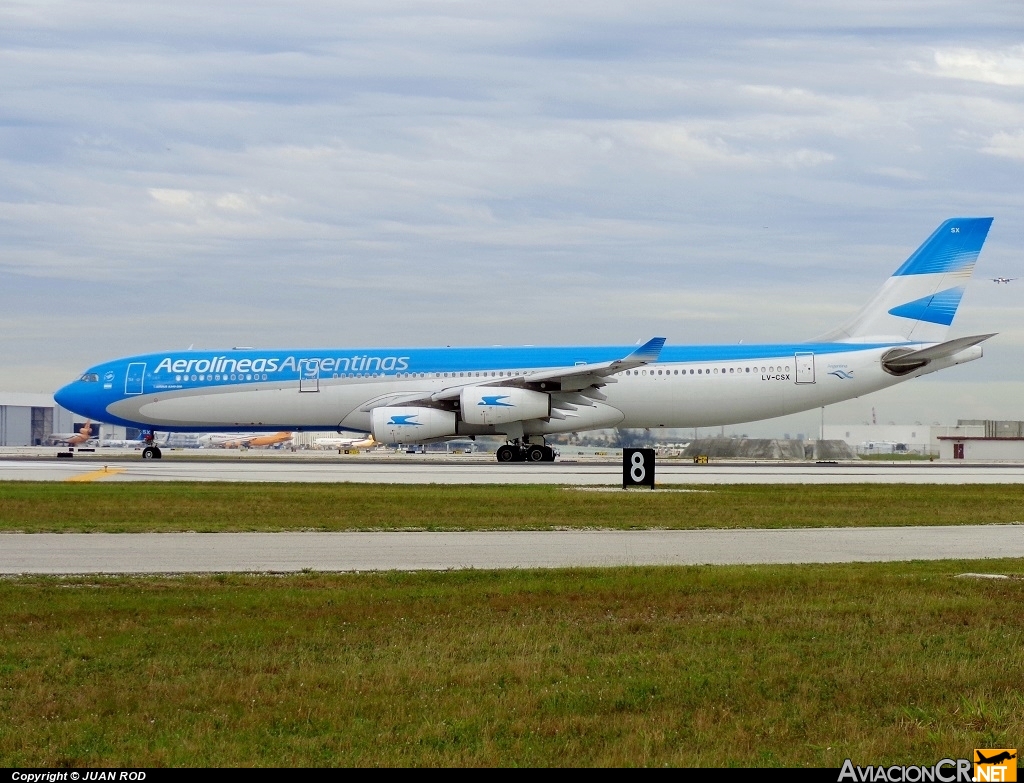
xmin=141 ymin=431 xmax=162 ymax=460
xmin=496 ymin=439 xmax=556 ymax=463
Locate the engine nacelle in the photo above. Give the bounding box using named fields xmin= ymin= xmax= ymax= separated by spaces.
xmin=370 ymin=406 xmax=457 ymax=443
xmin=460 ymin=386 xmax=550 ymax=426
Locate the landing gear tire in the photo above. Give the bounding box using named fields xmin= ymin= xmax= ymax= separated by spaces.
xmin=142 ymin=446 xmax=162 ymax=460
xmin=542 ymin=446 xmax=556 ymax=462
xmin=496 ymin=445 xmax=518 ymax=463
xmin=526 ymin=445 xmax=546 ymax=462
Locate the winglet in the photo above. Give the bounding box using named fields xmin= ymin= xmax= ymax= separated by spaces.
xmin=627 ymin=337 xmax=666 ymax=363
xmin=597 ymin=337 xmax=667 ymax=377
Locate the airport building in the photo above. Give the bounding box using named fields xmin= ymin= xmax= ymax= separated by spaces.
xmin=822 ymin=423 xmax=984 ymax=456
xmin=0 ymin=393 xmax=76 ymax=446
xmin=824 ymin=421 xmax=1024 ymax=460
xmin=938 ymin=420 xmax=1024 ymax=461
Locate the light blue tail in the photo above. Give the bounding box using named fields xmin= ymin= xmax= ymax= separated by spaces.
xmin=819 ymin=217 xmax=993 ymax=343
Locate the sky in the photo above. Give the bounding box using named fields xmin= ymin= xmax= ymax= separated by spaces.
xmin=2 ymin=0 xmax=1023 ymax=437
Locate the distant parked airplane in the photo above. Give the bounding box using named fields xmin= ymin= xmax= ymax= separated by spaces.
xmin=313 ymin=434 xmax=378 ymax=450
xmin=991 ymin=277 xmax=1018 ymax=284
xmin=197 ymin=431 xmax=293 ymax=449
xmin=100 ymin=431 xmax=168 ymax=448
xmin=56 ymin=217 xmax=999 ymax=462
xmin=47 ymin=420 xmax=94 ymax=446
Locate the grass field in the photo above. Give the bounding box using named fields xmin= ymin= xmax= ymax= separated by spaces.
xmin=1 ymin=482 xmax=1023 ymax=532
xmin=1 ymin=561 xmax=1022 ymax=767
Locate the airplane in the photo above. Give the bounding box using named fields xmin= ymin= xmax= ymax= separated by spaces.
xmin=991 ymin=277 xmax=1018 ymax=284
xmin=55 ymin=217 xmax=997 ymax=463
xmin=313 ymin=433 xmax=378 ymax=450
xmin=46 ymin=420 xmax=95 ymax=447
xmin=197 ymin=431 xmax=293 ymax=449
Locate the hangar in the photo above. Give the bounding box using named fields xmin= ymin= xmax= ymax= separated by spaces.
xmin=0 ymin=393 xmax=76 ymax=446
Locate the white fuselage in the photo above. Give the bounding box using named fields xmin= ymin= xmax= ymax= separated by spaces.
xmin=64 ymin=342 xmax=978 ymax=437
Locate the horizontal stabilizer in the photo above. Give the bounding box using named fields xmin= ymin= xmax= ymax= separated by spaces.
xmin=882 ymin=333 xmax=995 ymax=374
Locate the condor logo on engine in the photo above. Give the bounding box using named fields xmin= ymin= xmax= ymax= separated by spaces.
xmin=370 ymin=407 xmax=457 ymax=444
xmin=387 ymin=415 xmax=421 ymax=426
xmin=478 ymin=395 xmax=513 ymax=407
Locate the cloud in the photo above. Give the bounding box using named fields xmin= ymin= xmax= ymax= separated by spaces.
xmin=982 ymin=131 xmax=1024 ymax=161
xmin=926 ymin=46 xmax=1024 ymax=87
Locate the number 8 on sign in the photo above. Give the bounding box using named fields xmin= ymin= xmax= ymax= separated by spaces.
xmin=631 ymin=451 xmax=646 ymax=482
xmin=622 ymin=448 xmax=655 ymax=489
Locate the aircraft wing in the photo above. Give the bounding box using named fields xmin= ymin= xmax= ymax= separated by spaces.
xmin=519 ymin=336 xmax=667 ymax=386
xmin=427 ymin=337 xmax=666 ymax=401
xmin=355 ymin=338 xmax=667 ymax=415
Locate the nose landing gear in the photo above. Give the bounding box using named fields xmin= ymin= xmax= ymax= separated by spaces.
xmin=141 ymin=431 xmax=162 ymax=460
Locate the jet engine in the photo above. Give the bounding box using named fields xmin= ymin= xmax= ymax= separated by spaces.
xmin=460 ymin=386 xmax=550 ymax=426
xmin=370 ymin=406 xmax=457 ymax=443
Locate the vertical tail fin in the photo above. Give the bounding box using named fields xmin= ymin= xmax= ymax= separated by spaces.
xmin=817 ymin=217 xmax=993 ymax=343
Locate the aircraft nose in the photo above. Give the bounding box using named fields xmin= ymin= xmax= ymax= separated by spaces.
xmin=54 ymin=381 xmax=82 ymax=415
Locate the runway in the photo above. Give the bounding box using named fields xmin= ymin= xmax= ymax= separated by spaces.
xmin=3 ymin=456 xmax=1024 ymax=484
xmin=3 ymin=525 xmax=1022 ymax=573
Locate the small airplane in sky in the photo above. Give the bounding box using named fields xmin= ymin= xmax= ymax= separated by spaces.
xmin=47 ymin=420 xmax=94 ymax=446
xmin=991 ymin=277 xmax=1018 ymax=284
xmin=197 ymin=431 xmax=294 ymax=449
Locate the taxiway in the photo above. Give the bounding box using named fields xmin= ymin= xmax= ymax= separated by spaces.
xmin=3 ymin=525 xmax=1022 ymax=574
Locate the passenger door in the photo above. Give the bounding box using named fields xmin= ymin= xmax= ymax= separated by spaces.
xmin=299 ymin=359 xmax=320 ymax=393
xmin=794 ymin=352 xmax=815 ymax=384
xmin=125 ymin=363 xmax=146 ymax=395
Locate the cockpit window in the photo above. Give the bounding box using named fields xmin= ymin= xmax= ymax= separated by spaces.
xmin=80 ymin=373 xmax=99 ymax=382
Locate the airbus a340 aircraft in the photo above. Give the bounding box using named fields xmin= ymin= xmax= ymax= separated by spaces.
xmin=55 ymin=218 xmax=996 ymax=462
